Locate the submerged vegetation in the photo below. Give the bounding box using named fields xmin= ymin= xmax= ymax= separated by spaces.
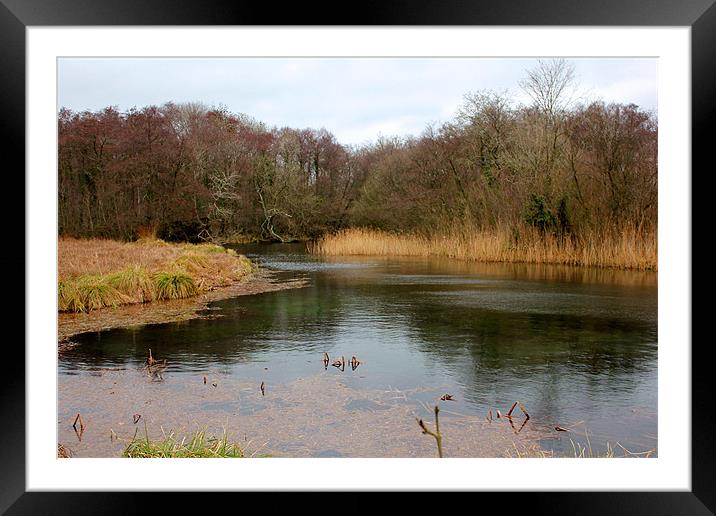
xmin=58 ymin=236 xmax=256 ymax=312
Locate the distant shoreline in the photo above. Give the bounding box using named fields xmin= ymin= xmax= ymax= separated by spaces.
xmin=310 ymin=227 xmax=657 ymax=271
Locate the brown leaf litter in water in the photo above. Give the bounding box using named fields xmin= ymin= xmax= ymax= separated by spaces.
xmin=58 ymin=269 xmax=308 ymax=346
xmin=57 ymin=370 xmax=553 ymax=458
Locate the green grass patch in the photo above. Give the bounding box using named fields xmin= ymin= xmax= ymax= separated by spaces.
xmin=180 ymin=242 xmax=244 ymax=258
xmin=58 ymin=279 xmax=85 ymax=312
xmin=77 ymin=275 xmax=129 ymax=311
xmin=184 ymin=242 xmax=228 ymax=254
xmin=154 ymin=270 xmax=199 ymax=300
xmin=59 ymin=239 xmax=258 ymax=312
xmin=123 ymin=428 xmax=244 ymax=458
xmin=59 ymin=275 xmax=129 ymax=312
xmin=106 ymin=265 xmax=156 ymax=303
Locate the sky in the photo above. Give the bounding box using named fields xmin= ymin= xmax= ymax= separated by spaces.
xmin=58 ymin=58 xmax=657 ymax=146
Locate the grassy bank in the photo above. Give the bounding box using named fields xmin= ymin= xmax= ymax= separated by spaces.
xmin=309 ymin=226 xmax=657 ymax=271
xmin=58 ymin=237 xmax=256 ymax=313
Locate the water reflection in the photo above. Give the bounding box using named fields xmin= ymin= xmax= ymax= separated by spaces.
xmin=61 ymin=243 xmax=657 ymax=454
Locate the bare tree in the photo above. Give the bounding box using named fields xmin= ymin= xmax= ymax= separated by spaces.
xmin=58 ymin=70 xmax=655 ymax=247
xmin=519 ymin=59 xmax=577 ymax=118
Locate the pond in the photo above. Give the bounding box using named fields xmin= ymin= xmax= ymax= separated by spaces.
xmin=58 ymin=243 xmax=657 ymax=458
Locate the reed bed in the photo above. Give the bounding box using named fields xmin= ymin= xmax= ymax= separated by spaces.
xmin=309 ymin=225 xmax=657 ymax=271
xmin=58 ymin=237 xmax=256 ymax=313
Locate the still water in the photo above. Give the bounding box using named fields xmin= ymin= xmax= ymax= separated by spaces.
xmin=59 ymin=243 xmax=657 ymax=457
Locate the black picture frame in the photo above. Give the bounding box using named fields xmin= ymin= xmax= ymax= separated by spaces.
xmin=2 ymin=0 xmax=710 ymax=512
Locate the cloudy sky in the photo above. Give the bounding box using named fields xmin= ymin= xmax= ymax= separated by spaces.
xmin=58 ymin=58 xmax=656 ymax=146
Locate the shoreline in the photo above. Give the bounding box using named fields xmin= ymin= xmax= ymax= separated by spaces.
xmin=310 ymin=227 xmax=658 ymax=271
xmin=58 ymin=269 xmax=309 ymax=346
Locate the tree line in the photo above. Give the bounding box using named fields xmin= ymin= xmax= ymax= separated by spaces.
xmin=58 ymin=60 xmax=657 ymax=243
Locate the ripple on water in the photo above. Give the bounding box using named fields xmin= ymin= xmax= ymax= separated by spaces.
xmin=59 ymin=249 xmax=658 ymax=458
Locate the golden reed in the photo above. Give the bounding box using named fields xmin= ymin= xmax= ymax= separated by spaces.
xmin=309 ymin=226 xmax=657 ymax=271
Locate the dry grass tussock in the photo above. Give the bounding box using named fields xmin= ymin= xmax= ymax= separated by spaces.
xmin=310 ymin=225 xmax=657 ymax=271
xmin=58 ymin=237 xmax=256 ymax=312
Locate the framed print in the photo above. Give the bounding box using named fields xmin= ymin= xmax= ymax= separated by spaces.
xmin=3 ymin=0 xmax=711 ymax=512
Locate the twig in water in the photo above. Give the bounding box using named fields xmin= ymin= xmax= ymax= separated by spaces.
xmin=72 ymin=413 xmax=85 ymax=431
xmin=417 ymin=405 xmax=443 ymax=458
xmin=332 ymin=356 xmax=345 ymax=370
xmin=143 ymin=356 xmax=167 ymax=381
xmin=506 ymin=401 xmax=530 ymax=420
xmin=556 ymin=420 xmax=583 ymax=432
xmin=146 ymin=348 xmax=156 ymax=367
xmin=518 ymin=402 xmax=530 ymax=420
xmin=516 ymin=418 xmax=528 ymax=433
xmin=260 ymin=382 xmax=265 ymax=396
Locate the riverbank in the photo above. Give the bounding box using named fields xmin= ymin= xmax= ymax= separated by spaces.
xmin=309 ymin=226 xmax=657 ymax=271
xmin=58 ymin=269 xmax=308 ymax=344
xmin=59 ymin=237 xmax=257 ymax=312
xmin=58 ymin=237 xmax=309 ymax=344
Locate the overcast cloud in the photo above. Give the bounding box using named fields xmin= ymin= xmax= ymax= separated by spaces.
xmin=58 ymin=58 xmax=657 ymax=146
